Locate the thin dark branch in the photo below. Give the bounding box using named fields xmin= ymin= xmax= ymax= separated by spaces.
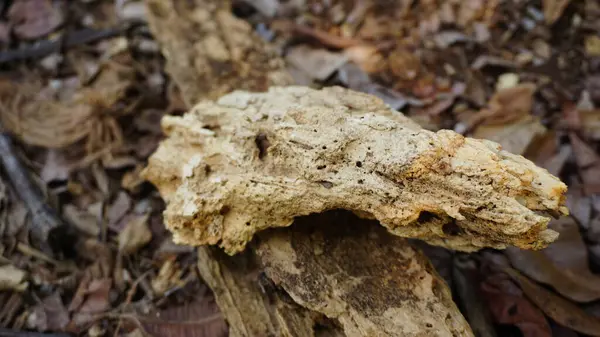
xmin=0 ymin=22 xmax=142 ymax=64
xmin=0 ymin=328 xmax=71 ymax=337
xmin=0 ymin=125 xmax=77 ymax=256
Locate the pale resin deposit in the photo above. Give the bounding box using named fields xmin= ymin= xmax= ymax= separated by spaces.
xmin=143 ymin=86 xmax=567 ymax=255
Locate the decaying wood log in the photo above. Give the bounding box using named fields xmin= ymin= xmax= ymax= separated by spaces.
xmin=145 ymin=0 xmax=292 ymax=107
xmin=144 ymin=86 xmax=567 ymax=255
xmin=144 ymin=1 xmax=565 ymax=336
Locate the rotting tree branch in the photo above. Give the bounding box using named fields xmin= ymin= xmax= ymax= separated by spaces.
xmin=143 ymin=0 xmax=567 ymax=336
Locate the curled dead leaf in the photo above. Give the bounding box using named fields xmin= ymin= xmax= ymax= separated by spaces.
xmin=506 ymin=268 xmax=600 ymax=336
xmin=476 ymin=83 xmax=537 ymax=126
xmin=388 ymin=48 xmax=422 ymax=81
xmin=344 ymin=44 xmax=383 ymax=74
xmin=473 ymin=115 xmax=546 ymax=155
xmin=0 ymin=62 xmax=133 ymax=149
xmin=480 ymin=272 xmax=551 ymax=337
xmin=108 ymin=191 xmax=132 ymax=226
xmin=63 ymin=204 xmax=100 ymax=237
xmin=118 ymin=214 xmax=152 ymax=255
xmin=0 ymin=264 xmax=28 ymax=292
xmin=579 ymin=109 xmax=600 ymax=140
xmin=151 ymin=257 xmax=184 ymax=297
xmin=8 ymin=0 xmax=64 ymax=39
xmin=569 ymin=133 xmax=600 ymax=195
xmin=453 ymin=256 xmax=497 ymax=337
xmin=69 ymin=278 xmax=112 ymax=331
xmin=506 ymin=217 xmax=600 ymax=302
xmin=542 ymin=0 xmax=572 ymax=25
xmin=585 ymin=35 xmax=600 ymax=57
xmin=140 ymin=297 xmax=227 ymax=337
xmin=79 ymin=278 xmax=112 ymax=314
xmin=285 ymin=46 xmax=348 ymax=81
xmin=27 ymin=292 xmax=69 ymax=332
xmin=0 ymin=79 xmax=94 ymax=148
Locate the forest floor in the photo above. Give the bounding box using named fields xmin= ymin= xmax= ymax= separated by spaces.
xmin=0 ymin=0 xmax=600 ymax=336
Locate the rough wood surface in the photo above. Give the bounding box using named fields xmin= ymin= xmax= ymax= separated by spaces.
xmin=196 ymin=247 xmax=324 ymax=337
xmin=145 ymin=0 xmax=292 ymax=107
xmin=145 ymin=1 xmax=477 ymax=336
xmin=256 ymin=211 xmax=473 ymax=337
xmin=144 ymin=86 xmax=567 ymax=255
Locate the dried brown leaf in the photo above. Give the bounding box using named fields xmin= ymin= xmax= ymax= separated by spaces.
xmin=586 ymin=35 xmax=600 ymax=57
xmin=481 ymin=273 xmax=551 ymax=337
xmin=274 ymin=21 xmax=362 ymax=48
xmin=75 ymin=240 xmax=114 ymax=278
xmin=286 ymin=46 xmax=348 ymax=81
xmin=69 ymin=278 xmax=112 ymax=332
xmin=102 ymin=156 xmax=138 ymax=170
xmin=116 ymin=0 xmax=147 ymax=21
xmin=0 ymin=62 xmax=133 ymax=149
xmin=569 ymin=133 xmax=597 ymax=168
xmin=540 ymin=145 xmax=571 ymax=177
xmin=8 ymin=0 xmax=63 ymax=39
xmin=79 ymin=278 xmax=112 ymax=314
xmin=453 ymin=257 xmax=497 ymax=337
xmin=543 ymin=0 xmax=572 ymax=25
xmin=107 ymin=191 xmax=132 ymax=225
xmin=532 ymin=39 xmax=551 ymax=59
xmin=579 ymin=109 xmax=600 ymax=140
xmin=0 ymin=22 xmax=9 ymax=43
xmin=457 ymin=0 xmax=498 ymax=27
xmin=27 ymin=293 xmax=69 ymax=332
xmin=507 ymin=268 xmax=600 ymax=336
xmin=118 ymin=214 xmax=152 ymax=255
xmin=0 ymin=179 xmax=28 ymax=238
xmin=135 ymin=109 xmax=165 ymax=134
xmin=40 ymin=150 xmax=70 ymax=184
xmin=478 ymin=83 xmax=537 ymax=126
xmin=241 ymin=0 xmax=279 ymax=17
xmin=151 ymin=257 xmax=183 ymax=297
xmin=63 ymin=204 xmax=100 ymax=237
xmin=588 ymin=216 xmax=600 ymax=243
xmin=0 ymin=265 xmax=28 ymax=292
xmin=43 ymin=293 xmax=69 ymax=331
xmin=344 ymin=44 xmax=382 ymax=74
xmin=569 ymin=133 xmax=600 ymax=194
xmin=68 ymin=271 xmax=92 ymax=312
xmin=565 ymin=185 xmax=592 ymax=229
xmin=464 ymin=70 xmax=488 ymax=107
xmin=473 ymin=115 xmax=546 ymax=155
xmin=506 ymin=217 xmax=600 ymax=302
xmin=122 ymin=165 xmax=146 ymax=192
xmin=140 ymin=298 xmax=227 ymax=337
xmin=0 ymin=77 xmax=95 ymax=148
xmin=388 ymin=48 xmax=422 ymax=81
xmin=433 ymin=31 xmax=469 ymax=48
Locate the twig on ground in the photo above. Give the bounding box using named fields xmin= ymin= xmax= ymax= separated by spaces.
xmin=0 ymin=328 xmax=71 ymax=337
xmin=0 ymin=23 xmax=140 ymax=64
xmin=0 ymin=123 xmax=77 ymax=256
